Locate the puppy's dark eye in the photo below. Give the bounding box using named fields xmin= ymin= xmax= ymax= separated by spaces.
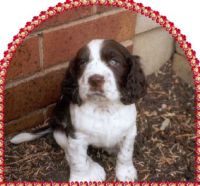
xmin=108 ymin=59 xmax=119 ymax=66
xmin=79 ymin=59 xmax=88 ymax=66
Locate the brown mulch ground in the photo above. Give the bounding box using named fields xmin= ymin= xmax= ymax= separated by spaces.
xmin=5 ymin=60 xmax=196 ymax=182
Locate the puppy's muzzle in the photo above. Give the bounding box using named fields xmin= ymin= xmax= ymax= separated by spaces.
xmin=88 ymin=74 xmax=105 ymax=92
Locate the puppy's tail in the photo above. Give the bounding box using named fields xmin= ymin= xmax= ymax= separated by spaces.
xmin=10 ymin=123 xmax=52 ymax=144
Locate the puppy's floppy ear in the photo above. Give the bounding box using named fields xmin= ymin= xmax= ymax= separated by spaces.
xmin=61 ymin=59 xmax=82 ymax=105
xmin=121 ymin=55 xmax=147 ymax=105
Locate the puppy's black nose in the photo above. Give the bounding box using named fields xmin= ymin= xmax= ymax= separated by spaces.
xmin=88 ymin=74 xmax=105 ymax=91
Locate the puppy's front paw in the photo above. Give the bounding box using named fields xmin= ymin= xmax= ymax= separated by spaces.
xmin=70 ymin=160 xmax=106 ymax=181
xmin=116 ymin=162 xmax=137 ymax=181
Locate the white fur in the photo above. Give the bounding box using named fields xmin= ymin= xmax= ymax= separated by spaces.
xmin=53 ymin=129 xmax=104 ymax=181
xmin=78 ymin=39 xmax=120 ymax=102
xmin=10 ymin=128 xmax=51 ymax=144
xmin=68 ymin=135 xmax=106 ymax=181
xmin=116 ymin=126 xmax=138 ymax=181
xmin=61 ymin=101 xmax=137 ymax=181
xmin=53 ymin=130 xmax=68 ymax=150
xmin=10 ymin=133 xmax=40 ymax=144
xmin=69 ymin=155 xmax=106 ymax=181
xmin=53 ymin=94 xmax=138 ymax=181
xmin=70 ymin=102 xmax=137 ymax=148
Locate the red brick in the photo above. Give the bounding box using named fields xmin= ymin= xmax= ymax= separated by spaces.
xmin=7 ymin=36 xmax=40 ymax=81
xmin=5 ymin=110 xmax=45 ymax=135
xmin=5 ymin=66 xmax=67 ymax=122
xmin=33 ymin=7 xmax=94 ymax=32
xmin=43 ymin=11 xmax=136 ymax=68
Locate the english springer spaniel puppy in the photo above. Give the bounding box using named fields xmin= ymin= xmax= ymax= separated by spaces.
xmin=11 ymin=39 xmax=147 ymax=181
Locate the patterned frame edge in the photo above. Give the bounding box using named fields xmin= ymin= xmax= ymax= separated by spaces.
xmin=0 ymin=0 xmax=199 ymax=185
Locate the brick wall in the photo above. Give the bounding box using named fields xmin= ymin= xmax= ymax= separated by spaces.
xmin=5 ymin=6 xmax=137 ymax=134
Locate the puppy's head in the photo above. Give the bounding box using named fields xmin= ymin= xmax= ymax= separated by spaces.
xmin=62 ymin=39 xmax=147 ymax=105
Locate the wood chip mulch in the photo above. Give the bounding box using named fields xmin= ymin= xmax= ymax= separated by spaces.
xmin=5 ymin=60 xmax=195 ymax=181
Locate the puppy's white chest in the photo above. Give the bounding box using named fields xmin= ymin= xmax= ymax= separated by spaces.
xmin=70 ymin=102 xmax=137 ymax=147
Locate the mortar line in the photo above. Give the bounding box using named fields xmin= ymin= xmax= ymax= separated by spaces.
xmin=6 ymin=107 xmax=45 ymax=125
xmin=38 ymin=33 xmax=44 ymax=70
xmin=6 ymin=62 xmax=69 ymax=90
xmin=30 ymin=8 xmax=125 ymax=36
xmin=92 ymin=5 xmax=97 ymax=14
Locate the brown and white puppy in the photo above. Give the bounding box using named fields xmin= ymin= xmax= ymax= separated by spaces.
xmin=11 ymin=39 xmax=147 ymax=181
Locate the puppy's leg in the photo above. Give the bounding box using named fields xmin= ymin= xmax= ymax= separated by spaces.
xmin=116 ymin=125 xmax=137 ymax=181
xmin=68 ymin=136 xmax=106 ymax=182
xmin=54 ymin=130 xmax=105 ymax=181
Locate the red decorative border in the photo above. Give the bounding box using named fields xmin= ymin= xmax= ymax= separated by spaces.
xmin=0 ymin=0 xmax=199 ymax=185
